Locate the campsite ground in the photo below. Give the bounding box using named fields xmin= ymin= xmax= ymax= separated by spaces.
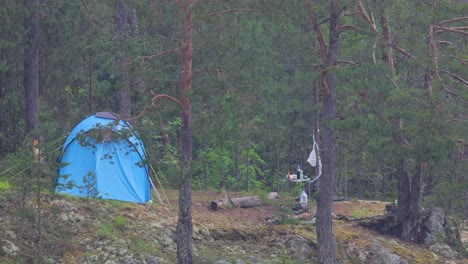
xmin=0 ymin=189 xmax=467 ymax=263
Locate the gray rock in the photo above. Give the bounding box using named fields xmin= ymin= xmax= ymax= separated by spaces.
xmin=234 ymin=259 xmax=246 ymax=264
xmin=285 ymin=235 xmax=313 ymax=260
xmin=266 ymin=192 xmax=279 ymax=200
xmin=429 ymin=243 xmax=459 ymax=259
xmin=214 ymin=260 xmax=231 ymax=264
xmin=369 ymin=240 xmax=407 ymax=264
xmin=424 ymin=208 xmax=446 ymax=245
xmin=248 ymin=255 xmax=260 ymax=262
xmin=145 ymin=255 xmax=159 ymax=264
xmin=157 ymin=232 xmax=174 ymax=247
xmin=5 ymin=230 xmax=16 ymax=241
xmin=346 ymin=243 xmax=368 ymax=262
xmin=1 ymin=239 xmax=19 ymax=257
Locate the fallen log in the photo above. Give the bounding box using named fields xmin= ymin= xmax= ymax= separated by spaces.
xmin=210 ymin=196 xmax=262 ymax=210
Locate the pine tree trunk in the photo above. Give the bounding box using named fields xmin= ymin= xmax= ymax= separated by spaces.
xmin=113 ymin=0 xmax=132 ymax=118
xmin=315 ymin=1 xmax=339 ymax=263
xmin=397 ymin=160 xmax=424 ymax=242
xmin=24 ymin=0 xmax=40 ymax=134
xmin=176 ymin=0 xmax=194 ymax=263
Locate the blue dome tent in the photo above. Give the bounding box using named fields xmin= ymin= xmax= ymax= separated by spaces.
xmin=56 ymin=112 xmax=151 ymax=203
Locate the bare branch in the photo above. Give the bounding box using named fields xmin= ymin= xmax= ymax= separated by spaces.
xmin=428 ymin=25 xmax=440 ymax=80
xmin=339 ymin=24 xmax=361 ymax=32
xmin=442 ymin=86 xmax=466 ymax=101
xmin=434 ymin=25 xmax=468 ymax=36
xmin=372 ymin=37 xmax=378 ymax=64
xmin=441 ymin=70 xmax=468 ymax=86
xmin=205 ymin=9 xmax=255 ymax=18
xmin=357 ymin=1 xmax=377 ymax=32
xmin=390 ymin=44 xmax=413 ymax=58
xmin=357 ymin=1 xmax=371 ymax=21
xmin=311 ymin=13 xmax=327 ymax=64
xmin=80 ymin=0 xmax=104 ymax=27
xmin=338 ymin=60 xmax=359 ymax=66
xmin=126 ymin=93 xmax=183 ymax=122
xmin=437 ymin=16 xmax=468 ymax=26
xmin=449 ymin=26 xmax=468 ymax=31
xmin=321 ymin=68 xmax=330 ymax=97
xmin=136 ymin=46 xmax=183 ymax=61
xmin=380 ymin=8 xmax=395 ymax=74
xmin=81 ymin=0 xmax=89 ymax=11
xmin=437 ymin=40 xmax=453 ymax=46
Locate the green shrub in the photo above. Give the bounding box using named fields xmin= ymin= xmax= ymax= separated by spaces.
xmin=114 ymin=215 xmax=126 ymax=230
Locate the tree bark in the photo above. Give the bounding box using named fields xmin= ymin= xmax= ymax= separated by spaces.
xmin=176 ymin=0 xmax=194 ymax=263
xmin=24 ymin=0 xmax=40 ymax=134
xmin=113 ymin=0 xmax=132 ymax=118
xmin=210 ymin=196 xmax=262 ymax=210
xmin=315 ymin=1 xmax=340 ymax=263
xmin=397 ymin=159 xmax=424 ymax=242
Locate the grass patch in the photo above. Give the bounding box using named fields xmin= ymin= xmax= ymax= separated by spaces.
xmin=0 ymin=181 xmax=11 ymax=189
xmin=98 ymin=221 xmax=115 ymax=239
xmin=336 ymin=228 xmax=360 ymax=243
xmin=114 ymin=215 xmax=126 ymax=230
xmin=351 ymin=209 xmax=371 ymax=218
xmin=390 ymin=244 xmax=438 ymax=264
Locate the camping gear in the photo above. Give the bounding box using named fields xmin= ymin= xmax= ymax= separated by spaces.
xmin=300 ymin=190 xmax=308 ymax=208
xmin=55 ymin=112 xmax=151 ymax=203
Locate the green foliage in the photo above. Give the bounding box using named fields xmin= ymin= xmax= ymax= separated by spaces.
xmin=98 ymin=221 xmax=115 ymax=239
xmin=351 ymin=209 xmax=371 ymax=219
xmin=114 ymin=215 xmax=127 ymax=230
xmin=0 ymin=181 xmax=11 ymax=190
xmin=425 ymin=181 xmax=467 ymax=218
xmin=0 ymin=0 xmax=465 ymax=218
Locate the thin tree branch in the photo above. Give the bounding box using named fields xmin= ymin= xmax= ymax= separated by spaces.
xmin=205 ymin=9 xmax=255 ymax=18
xmin=357 ymin=1 xmax=377 ymax=32
xmin=321 ymin=68 xmax=330 ymax=97
xmin=357 ymin=1 xmax=371 ymax=21
xmin=126 ymin=93 xmax=183 ymax=121
xmin=338 ymin=60 xmax=359 ymax=66
xmin=80 ymin=0 xmax=104 ymax=27
xmin=311 ymin=13 xmax=327 ymax=64
xmin=136 ymin=46 xmax=183 ymax=61
xmin=437 ymin=40 xmax=453 ymax=46
xmin=442 ymin=86 xmax=466 ymax=101
xmin=380 ymin=8 xmax=395 ymax=74
xmin=437 ymin=17 xmax=468 ymax=26
xmin=441 ymin=70 xmax=468 ymax=86
xmin=390 ymin=44 xmax=413 ymax=58
xmin=434 ymin=25 xmax=468 ymax=36
xmin=448 ymin=26 xmax=468 ymax=31
xmin=339 ymin=25 xmax=361 ymax=32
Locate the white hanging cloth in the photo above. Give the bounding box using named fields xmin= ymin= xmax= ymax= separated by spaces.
xmin=308 ymin=131 xmax=322 ymax=183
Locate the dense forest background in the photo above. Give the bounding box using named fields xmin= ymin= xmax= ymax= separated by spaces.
xmin=0 ymin=0 xmax=466 ymax=221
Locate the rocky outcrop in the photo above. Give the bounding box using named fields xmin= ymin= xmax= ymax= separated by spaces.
xmin=358 ymin=205 xmax=466 ymax=262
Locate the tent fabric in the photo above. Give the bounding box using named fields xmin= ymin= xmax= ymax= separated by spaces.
xmin=56 ymin=112 xmax=151 ymax=203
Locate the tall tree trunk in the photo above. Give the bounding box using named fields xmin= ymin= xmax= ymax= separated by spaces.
xmin=24 ymin=0 xmax=40 ymax=134
xmin=397 ymin=159 xmax=424 ymax=242
xmin=175 ymin=0 xmax=194 ymax=263
xmin=378 ymin=3 xmax=426 ymax=243
xmin=315 ymin=1 xmax=340 ymax=263
xmin=113 ymin=0 xmax=132 ymax=118
xmin=88 ymin=52 xmax=94 ymax=112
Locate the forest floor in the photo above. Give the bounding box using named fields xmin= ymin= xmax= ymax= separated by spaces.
xmin=0 ymin=189 xmax=467 ymax=263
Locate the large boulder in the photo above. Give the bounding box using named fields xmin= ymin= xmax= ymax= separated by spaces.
xmin=285 ymin=235 xmax=315 ymax=261
xmin=423 ymin=208 xmax=446 ymax=245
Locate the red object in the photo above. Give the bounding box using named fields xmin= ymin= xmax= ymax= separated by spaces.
xmin=287 ymin=171 xmax=290 ymax=180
